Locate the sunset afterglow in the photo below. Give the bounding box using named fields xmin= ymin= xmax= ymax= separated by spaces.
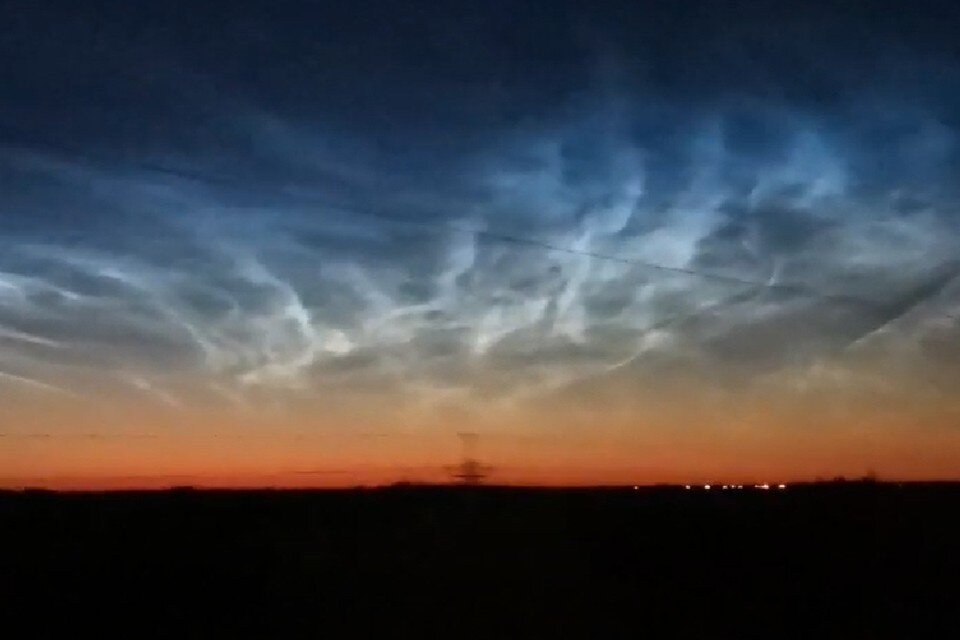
xmin=2 ymin=2 xmax=959 ymax=488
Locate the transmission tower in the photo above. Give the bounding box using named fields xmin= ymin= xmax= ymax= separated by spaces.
xmin=447 ymin=432 xmax=493 ymax=485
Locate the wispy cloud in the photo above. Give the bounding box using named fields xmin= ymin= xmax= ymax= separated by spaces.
xmin=1 ymin=3 xmax=958 ymax=424
xmin=0 ymin=369 xmax=78 ymax=398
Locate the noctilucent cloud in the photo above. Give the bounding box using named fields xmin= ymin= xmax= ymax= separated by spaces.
xmin=2 ymin=1 xmax=959 ymax=486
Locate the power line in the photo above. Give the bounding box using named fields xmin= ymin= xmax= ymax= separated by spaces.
xmin=289 ymin=194 xmax=960 ymax=321
xmin=6 ymin=142 xmax=960 ymax=320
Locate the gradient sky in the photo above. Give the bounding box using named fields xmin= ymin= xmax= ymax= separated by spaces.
xmin=2 ymin=1 xmax=960 ymax=487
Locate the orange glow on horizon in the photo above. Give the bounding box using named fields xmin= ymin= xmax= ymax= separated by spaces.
xmin=3 ymin=368 xmax=960 ymax=490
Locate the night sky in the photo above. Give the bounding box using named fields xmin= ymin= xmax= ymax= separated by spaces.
xmin=2 ymin=1 xmax=959 ymax=487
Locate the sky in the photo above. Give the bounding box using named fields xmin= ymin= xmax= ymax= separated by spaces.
xmin=2 ymin=0 xmax=960 ymax=488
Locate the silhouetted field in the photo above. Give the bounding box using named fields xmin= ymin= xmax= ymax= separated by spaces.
xmin=2 ymin=483 xmax=958 ymax=638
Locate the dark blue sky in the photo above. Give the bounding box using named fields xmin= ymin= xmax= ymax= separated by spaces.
xmin=1 ymin=2 xmax=959 ymax=463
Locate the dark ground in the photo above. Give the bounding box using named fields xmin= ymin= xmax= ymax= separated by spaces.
xmin=2 ymin=482 xmax=958 ymax=638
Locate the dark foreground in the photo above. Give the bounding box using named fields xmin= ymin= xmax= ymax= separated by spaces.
xmin=2 ymin=483 xmax=958 ymax=638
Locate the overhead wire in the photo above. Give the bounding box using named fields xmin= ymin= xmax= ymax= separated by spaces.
xmin=4 ymin=142 xmax=959 ymax=321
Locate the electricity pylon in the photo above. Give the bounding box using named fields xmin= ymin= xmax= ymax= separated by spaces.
xmin=447 ymin=432 xmax=493 ymax=485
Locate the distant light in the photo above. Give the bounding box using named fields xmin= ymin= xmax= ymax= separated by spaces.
xmin=778 ymin=483 xmax=787 ymax=490
xmin=704 ymin=484 xmax=711 ymax=490
xmin=760 ymin=483 xmax=770 ymax=490
xmin=722 ymin=485 xmax=729 ymax=490
xmin=736 ymin=485 xmax=744 ymax=489
xmin=633 ymin=485 xmax=639 ymax=491
xmin=684 ymin=485 xmax=691 ymax=490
